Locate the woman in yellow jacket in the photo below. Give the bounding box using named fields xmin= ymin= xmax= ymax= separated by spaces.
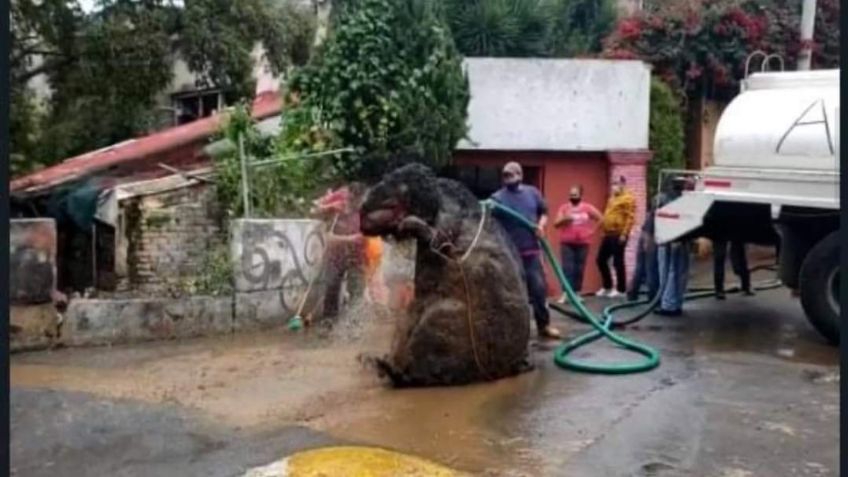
xmin=595 ymin=176 xmax=636 ymax=298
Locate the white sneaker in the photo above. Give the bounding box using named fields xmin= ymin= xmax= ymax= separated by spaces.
xmin=607 ymin=290 xmax=623 ymax=299
xmin=595 ymin=288 xmax=611 ymax=297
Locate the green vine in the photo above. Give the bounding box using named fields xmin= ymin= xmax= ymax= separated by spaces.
xmin=213 ymin=104 xmax=335 ymax=219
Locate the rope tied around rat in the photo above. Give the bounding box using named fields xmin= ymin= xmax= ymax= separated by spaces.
xmin=427 ymin=202 xmax=492 ymax=380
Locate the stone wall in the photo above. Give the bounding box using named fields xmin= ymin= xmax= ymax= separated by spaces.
xmin=118 ymin=182 xmax=224 ymax=294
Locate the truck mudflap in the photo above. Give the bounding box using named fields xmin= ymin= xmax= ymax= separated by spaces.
xmin=654 ymin=192 xmax=715 ymax=245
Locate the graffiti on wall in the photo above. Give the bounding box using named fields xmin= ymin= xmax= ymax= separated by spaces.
xmin=10 ymin=219 xmax=57 ymax=305
xmin=232 ymin=219 xmax=326 ymax=314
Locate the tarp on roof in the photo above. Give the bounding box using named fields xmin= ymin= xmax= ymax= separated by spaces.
xmin=45 ymin=180 xmax=107 ymax=232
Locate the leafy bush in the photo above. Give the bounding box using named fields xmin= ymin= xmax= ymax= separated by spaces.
xmin=545 ymin=0 xmax=616 ymax=57
xmin=283 ymin=0 xmax=470 ymax=180
xmin=647 ymin=77 xmax=685 ymax=201
xmin=603 ymin=0 xmax=840 ymax=100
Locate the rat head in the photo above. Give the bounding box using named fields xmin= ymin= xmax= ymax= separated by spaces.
xmin=360 ymin=163 xmax=442 ymax=238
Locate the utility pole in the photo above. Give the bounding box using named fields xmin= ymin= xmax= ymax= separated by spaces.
xmin=238 ymin=133 xmax=251 ymax=218
xmin=797 ymin=0 xmax=817 ymax=71
xmin=313 ymin=0 xmax=332 ymax=48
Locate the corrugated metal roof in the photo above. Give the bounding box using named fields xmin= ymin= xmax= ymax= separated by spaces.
xmin=11 ymin=92 xmax=283 ymax=196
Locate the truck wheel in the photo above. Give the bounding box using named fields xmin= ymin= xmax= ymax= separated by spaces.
xmin=799 ymin=232 xmax=840 ymax=345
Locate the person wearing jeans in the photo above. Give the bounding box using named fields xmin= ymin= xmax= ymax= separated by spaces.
xmin=628 ymin=195 xmax=660 ymax=302
xmin=596 ymin=176 xmax=636 ymax=298
xmin=554 ymin=185 xmax=601 ymax=298
xmin=491 ymin=161 xmax=561 ymax=339
xmin=656 ymin=241 xmax=691 ymax=315
xmin=654 ymin=175 xmax=693 ymax=316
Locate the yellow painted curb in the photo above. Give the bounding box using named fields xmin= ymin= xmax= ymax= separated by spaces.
xmin=244 ymin=446 xmax=469 ymax=477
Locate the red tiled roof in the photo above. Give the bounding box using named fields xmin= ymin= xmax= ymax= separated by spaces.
xmin=11 ymin=91 xmax=283 ymax=195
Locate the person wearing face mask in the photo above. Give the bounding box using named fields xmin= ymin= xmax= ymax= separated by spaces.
xmin=595 ymin=176 xmax=637 ymax=298
xmin=491 ymin=161 xmax=561 ymax=339
xmin=554 ymin=185 xmax=601 ymax=299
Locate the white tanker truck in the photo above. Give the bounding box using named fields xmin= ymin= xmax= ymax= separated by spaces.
xmin=654 ymin=68 xmax=840 ymax=345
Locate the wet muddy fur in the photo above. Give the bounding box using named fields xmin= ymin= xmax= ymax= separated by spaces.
xmin=361 ymin=163 xmax=533 ymax=387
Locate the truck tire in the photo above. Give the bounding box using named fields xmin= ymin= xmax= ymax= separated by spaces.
xmin=799 ymin=232 xmax=840 ymax=345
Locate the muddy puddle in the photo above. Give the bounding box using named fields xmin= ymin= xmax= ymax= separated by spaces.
xmin=11 ymin=300 xmax=565 ymax=474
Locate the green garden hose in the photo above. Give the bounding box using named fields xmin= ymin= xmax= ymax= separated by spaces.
xmin=484 ymin=200 xmax=661 ymax=374
xmin=484 ymin=200 xmax=783 ymax=375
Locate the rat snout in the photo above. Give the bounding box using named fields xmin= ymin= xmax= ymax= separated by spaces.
xmin=360 ymin=208 xmax=398 ymax=235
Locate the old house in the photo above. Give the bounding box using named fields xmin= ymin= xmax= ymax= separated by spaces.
xmin=11 ymin=92 xmax=283 ymax=296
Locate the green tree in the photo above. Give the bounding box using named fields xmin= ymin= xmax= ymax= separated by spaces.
xmin=647 ymin=77 xmax=685 ymax=200
xmin=179 ymin=0 xmax=314 ymax=100
xmin=285 ymin=0 xmax=470 ymax=180
xmin=442 ymin=0 xmax=615 ymax=58
xmin=444 ymin=0 xmax=550 ymax=57
xmin=546 ymin=0 xmax=616 ymax=57
xmin=10 ymin=0 xmax=314 ymax=176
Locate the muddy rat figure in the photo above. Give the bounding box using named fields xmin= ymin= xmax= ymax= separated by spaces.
xmin=360 ymin=163 xmax=533 ymax=387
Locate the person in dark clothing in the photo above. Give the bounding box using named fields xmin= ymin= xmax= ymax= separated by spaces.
xmin=627 ymin=195 xmax=660 ymax=302
xmin=491 ymin=161 xmax=561 ymax=339
xmin=713 ymin=239 xmax=754 ymax=299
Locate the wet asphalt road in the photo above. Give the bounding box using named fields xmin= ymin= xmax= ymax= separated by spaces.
xmin=10 ymin=389 xmax=336 ymax=477
xmin=10 ymin=273 xmax=839 ymax=476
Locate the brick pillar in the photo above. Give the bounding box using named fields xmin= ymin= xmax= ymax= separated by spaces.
xmin=606 ymin=150 xmax=653 ymax=289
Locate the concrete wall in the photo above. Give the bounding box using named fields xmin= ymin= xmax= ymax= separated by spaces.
xmin=458 ymin=58 xmax=651 ymax=152
xmin=231 ymin=219 xmax=326 ymax=330
xmin=61 ymin=297 xmax=233 ymax=347
xmin=10 ymin=219 xmax=57 ymax=305
xmin=231 ymin=218 xmax=417 ymax=330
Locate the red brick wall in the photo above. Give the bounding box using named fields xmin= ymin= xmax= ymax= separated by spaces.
xmin=607 ymin=151 xmax=653 ymax=292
